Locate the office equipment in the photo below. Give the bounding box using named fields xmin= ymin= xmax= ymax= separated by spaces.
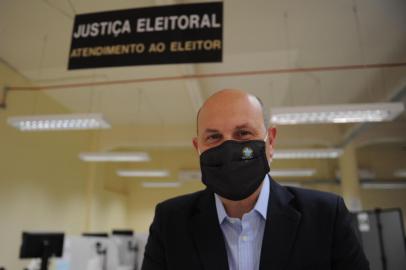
xmin=108 ymin=230 xmax=139 ymax=270
xmin=82 ymin=233 xmax=109 ymax=238
xmin=53 ymin=232 xmax=144 ymax=270
xmin=66 ymin=235 xmax=109 ymax=270
xmin=134 ymin=233 xmax=148 ymax=270
xmin=112 ymin=230 xmax=134 ymax=236
xmin=353 ymin=208 xmax=406 ymax=270
xmin=19 ymin=232 xmax=64 ymax=270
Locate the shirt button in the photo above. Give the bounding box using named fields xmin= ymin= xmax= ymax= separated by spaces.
xmin=241 ymin=235 xmax=248 ymax=241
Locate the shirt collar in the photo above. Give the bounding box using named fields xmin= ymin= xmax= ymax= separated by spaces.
xmin=215 ymin=174 xmax=270 ymax=224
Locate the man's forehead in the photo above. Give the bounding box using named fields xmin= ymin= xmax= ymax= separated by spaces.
xmin=199 ymin=90 xmax=260 ymax=116
xmin=198 ymin=102 xmax=263 ymax=131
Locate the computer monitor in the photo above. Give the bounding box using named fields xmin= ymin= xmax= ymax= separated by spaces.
xmin=108 ymin=231 xmax=138 ymax=270
xmin=59 ymin=235 xmax=109 ymax=270
xmin=112 ymin=230 xmax=134 ymax=236
xmin=135 ymin=233 xmax=148 ymax=270
xmin=82 ymin=233 xmax=109 ymax=238
xmin=19 ymin=232 xmax=64 ymax=270
xmin=379 ymin=209 xmax=406 ymax=270
xmin=354 ymin=208 xmax=406 ymax=270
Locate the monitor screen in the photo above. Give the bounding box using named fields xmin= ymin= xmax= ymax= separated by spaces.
xmin=82 ymin=233 xmax=109 ymax=238
xmin=58 ymin=236 xmax=109 ymax=270
xmin=20 ymin=232 xmax=64 ymax=259
xmin=112 ymin=230 xmax=134 ymax=236
xmin=354 ymin=209 xmax=406 ymax=270
xmin=107 ymin=234 xmax=138 ymax=270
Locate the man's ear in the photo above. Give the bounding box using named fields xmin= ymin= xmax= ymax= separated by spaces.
xmin=266 ymin=127 xmax=277 ymax=162
xmin=192 ymin=137 xmax=199 ymax=152
xmin=267 ymin=127 xmax=277 ymax=147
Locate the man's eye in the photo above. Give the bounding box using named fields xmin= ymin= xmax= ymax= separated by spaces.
xmin=237 ymin=130 xmax=252 ymax=137
xmin=207 ymin=134 xmax=222 ymax=141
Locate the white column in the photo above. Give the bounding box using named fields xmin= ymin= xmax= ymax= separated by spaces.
xmin=339 ymin=143 xmax=362 ymax=211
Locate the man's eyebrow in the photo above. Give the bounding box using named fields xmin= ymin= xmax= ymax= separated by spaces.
xmin=235 ymin=123 xmax=253 ymax=129
xmin=203 ymin=128 xmax=220 ymax=133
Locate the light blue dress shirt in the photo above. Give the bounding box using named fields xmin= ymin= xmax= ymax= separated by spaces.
xmin=215 ymin=175 xmax=270 ymax=270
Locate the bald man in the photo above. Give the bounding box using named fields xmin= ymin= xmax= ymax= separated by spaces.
xmin=142 ymin=90 xmax=369 ymax=270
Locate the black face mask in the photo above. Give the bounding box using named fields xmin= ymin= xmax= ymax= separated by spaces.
xmin=199 ymin=140 xmax=270 ymax=201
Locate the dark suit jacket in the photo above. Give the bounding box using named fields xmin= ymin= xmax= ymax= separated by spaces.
xmin=142 ymin=177 xmax=369 ymax=270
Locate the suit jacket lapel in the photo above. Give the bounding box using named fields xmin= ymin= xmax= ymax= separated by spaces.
xmin=259 ymin=177 xmax=302 ymax=270
xmin=191 ymin=189 xmax=229 ymax=270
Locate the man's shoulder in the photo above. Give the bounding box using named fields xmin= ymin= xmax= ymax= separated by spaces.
xmin=286 ymin=185 xmax=339 ymax=201
xmin=156 ymin=189 xmax=208 ymax=214
xmin=283 ymin=184 xmax=340 ymax=212
xmin=275 ymin=184 xmax=344 ymax=227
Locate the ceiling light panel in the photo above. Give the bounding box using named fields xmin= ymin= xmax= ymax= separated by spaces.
xmin=141 ymin=182 xmax=181 ymax=188
xmin=117 ymin=170 xmax=169 ymax=177
xmin=362 ymin=182 xmax=406 ymax=189
xmin=7 ymin=113 xmax=111 ymax=131
xmin=79 ymin=152 xmax=150 ymax=162
xmin=274 ymin=149 xmax=342 ymax=159
xmin=394 ymin=169 xmax=406 ymax=178
xmin=271 ymin=102 xmax=404 ymax=125
xmin=270 ymin=169 xmax=316 ymax=177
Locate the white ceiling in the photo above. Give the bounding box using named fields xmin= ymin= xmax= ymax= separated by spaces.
xmin=1 ymin=0 xmax=406 ymax=151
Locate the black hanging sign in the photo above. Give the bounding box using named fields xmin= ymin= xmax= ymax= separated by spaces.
xmin=68 ymin=2 xmax=223 ymax=70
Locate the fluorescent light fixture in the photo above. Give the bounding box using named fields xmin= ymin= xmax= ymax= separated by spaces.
xmin=271 ymin=102 xmax=404 ymax=124
xmin=358 ymin=169 xmax=376 ymax=179
xmin=178 ymin=170 xmax=202 ymax=182
xmin=117 ymin=170 xmax=169 ymax=177
xmin=79 ymin=152 xmax=150 ymax=162
xmin=362 ymin=182 xmax=406 ymax=189
xmin=394 ymin=169 xmax=406 ymax=178
xmin=141 ymin=182 xmax=181 ymax=188
xmin=274 ymin=149 xmax=342 ymax=159
xmin=7 ymin=113 xmax=111 ymax=131
xmin=336 ymin=169 xmax=376 ymax=180
xmin=270 ymin=169 xmax=316 ymax=177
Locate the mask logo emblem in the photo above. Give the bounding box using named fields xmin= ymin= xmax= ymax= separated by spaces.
xmin=242 ymin=147 xmax=254 ymax=160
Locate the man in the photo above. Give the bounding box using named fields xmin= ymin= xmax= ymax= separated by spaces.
xmin=141 ymin=89 xmax=369 ymax=270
